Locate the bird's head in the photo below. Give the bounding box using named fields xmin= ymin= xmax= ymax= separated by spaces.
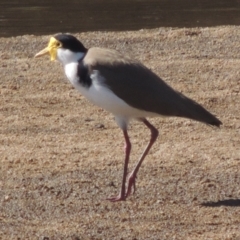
xmin=35 ymin=34 xmax=87 ymax=64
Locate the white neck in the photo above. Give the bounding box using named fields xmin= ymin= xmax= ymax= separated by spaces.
xmin=56 ymin=48 xmax=85 ymax=66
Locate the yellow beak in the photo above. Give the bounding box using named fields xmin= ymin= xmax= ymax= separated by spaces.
xmin=34 ymin=37 xmax=60 ymax=61
xmin=34 ymin=47 xmax=49 ymax=58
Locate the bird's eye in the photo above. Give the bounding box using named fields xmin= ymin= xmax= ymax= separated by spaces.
xmin=56 ymin=42 xmax=61 ymax=47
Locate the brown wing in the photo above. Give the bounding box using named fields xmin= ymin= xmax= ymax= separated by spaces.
xmin=84 ymin=47 xmax=222 ymax=127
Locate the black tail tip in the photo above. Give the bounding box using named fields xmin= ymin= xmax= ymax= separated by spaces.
xmin=210 ymin=119 xmax=222 ymax=127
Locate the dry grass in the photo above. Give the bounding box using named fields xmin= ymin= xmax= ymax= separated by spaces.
xmin=0 ymin=26 xmax=240 ymax=239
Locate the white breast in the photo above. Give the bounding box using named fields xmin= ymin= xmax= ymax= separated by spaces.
xmin=64 ymin=63 xmax=158 ymax=129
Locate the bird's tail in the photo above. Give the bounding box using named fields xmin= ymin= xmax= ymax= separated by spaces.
xmin=175 ymin=93 xmax=222 ymax=127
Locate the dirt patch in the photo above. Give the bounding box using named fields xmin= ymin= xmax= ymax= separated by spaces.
xmin=0 ymin=26 xmax=240 ymax=239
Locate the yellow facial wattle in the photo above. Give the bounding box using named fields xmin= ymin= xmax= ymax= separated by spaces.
xmin=34 ymin=37 xmax=62 ymax=61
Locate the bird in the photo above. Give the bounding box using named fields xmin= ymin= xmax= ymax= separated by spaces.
xmin=35 ymin=33 xmax=222 ymax=202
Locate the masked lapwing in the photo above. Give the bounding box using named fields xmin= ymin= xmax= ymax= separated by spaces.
xmin=35 ymin=34 xmax=222 ymax=202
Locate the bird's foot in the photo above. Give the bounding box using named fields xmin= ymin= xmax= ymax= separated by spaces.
xmin=106 ymin=193 xmax=126 ymax=202
xmin=107 ymin=174 xmax=137 ymax=202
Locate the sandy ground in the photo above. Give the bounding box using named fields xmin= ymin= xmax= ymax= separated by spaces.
xmin=0 ymin=26 xmax=240 ymax=239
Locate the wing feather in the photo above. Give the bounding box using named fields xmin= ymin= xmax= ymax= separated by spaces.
xmin=84 ymin=48 xmax=222 ymax=126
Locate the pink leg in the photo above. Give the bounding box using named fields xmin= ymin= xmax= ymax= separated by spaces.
xmin=107 ymin=130 xmax=131 ymax=202
xmin=126 ymin=118 xmax=159 ymax=197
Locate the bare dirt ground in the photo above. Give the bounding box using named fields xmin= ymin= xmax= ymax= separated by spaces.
xmin=0 ymin=26 xmax=240 ymax=239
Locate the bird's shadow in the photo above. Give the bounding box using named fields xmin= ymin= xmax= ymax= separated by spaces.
xmin=201 ymin=199 xmax=240 ymax=207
